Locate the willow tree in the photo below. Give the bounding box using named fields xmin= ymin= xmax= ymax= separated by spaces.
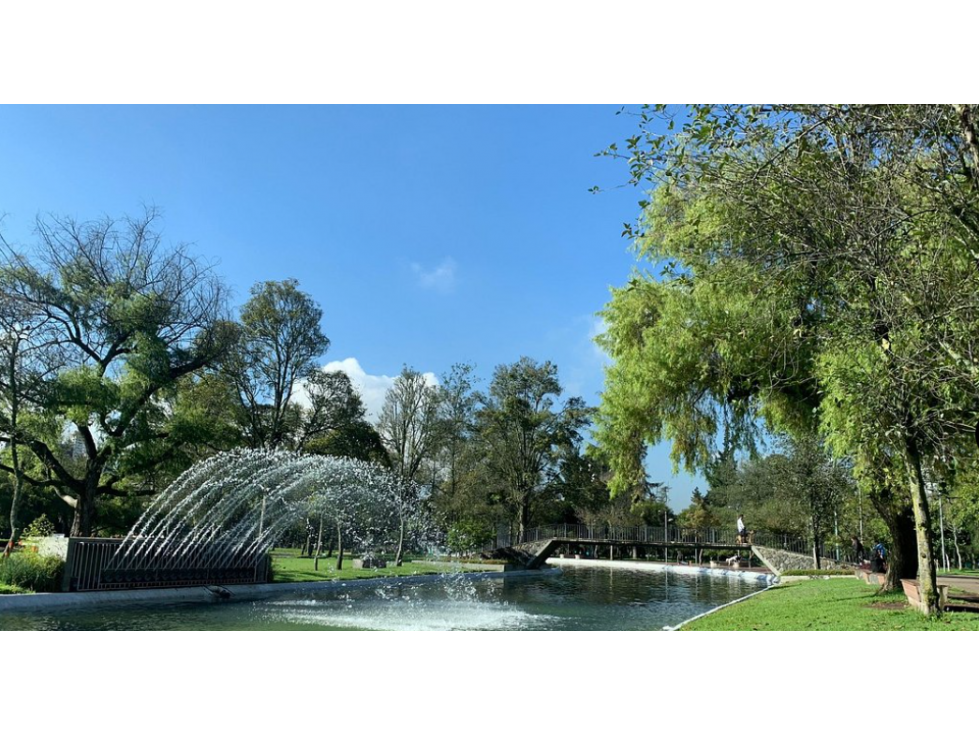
xmin=597 ymin=105 xmax=979 ymax=611
xmin=0 ymin=211 xmax=232 ymax=536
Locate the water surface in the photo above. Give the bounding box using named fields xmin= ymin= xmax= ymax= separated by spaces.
xmin=0 ymin=565 xmax=766 ymax=631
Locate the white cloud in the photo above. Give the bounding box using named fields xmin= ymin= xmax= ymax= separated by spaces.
xmin=555 ymin=315 xmax=610 ymax=401
xmin=410 ymin=257 xmax=457 ymax=293
xmin=321 ymin=357 xmax=437 ymax=423
xmin=587 ymin=314 xmax=609 ymax=361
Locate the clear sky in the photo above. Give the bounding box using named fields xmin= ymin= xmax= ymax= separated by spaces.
xmin=0 ymin=105 xmax=703 ymax=508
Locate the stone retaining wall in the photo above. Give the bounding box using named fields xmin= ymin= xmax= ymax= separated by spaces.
xmin=752 ymin=545 xmax=848 ymax=575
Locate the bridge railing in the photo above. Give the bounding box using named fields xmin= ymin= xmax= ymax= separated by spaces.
xmin=493 ymin=524 xmax=812 ymax=554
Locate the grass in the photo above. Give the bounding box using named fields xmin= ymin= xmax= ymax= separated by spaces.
xmin=780 ymin=568 xmax=853 ymax=577
xmin=269 ymin=548 xmax=488 ymax=584
xmin=0 ymin=583 xmax=30 ymax=595
xmin=939 ymin=568 xmax=979 ymax=576
xmin=681 ymin=578 xmax=979 ymax=631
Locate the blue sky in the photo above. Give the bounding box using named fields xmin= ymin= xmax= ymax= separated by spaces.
xmin=0 ymin=105 xmax=704 ymax=508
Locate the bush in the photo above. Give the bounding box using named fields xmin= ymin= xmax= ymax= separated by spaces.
xmin=23 ymin=514 xmax=56 ymax=538
xmin=446 ymin=520 xmax=495 ymax=556
xmin=0 ymin=552 xmax=65 ymax=592
xmin=781 ymin=568 xmax=854 ymax=577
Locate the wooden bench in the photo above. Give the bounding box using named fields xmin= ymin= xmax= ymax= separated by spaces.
xmin=901 ymin=579 xmax=948 ymax=613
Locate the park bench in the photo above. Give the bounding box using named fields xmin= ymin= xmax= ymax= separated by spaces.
xmin=901 ymin=579 xmax=948 ymax=613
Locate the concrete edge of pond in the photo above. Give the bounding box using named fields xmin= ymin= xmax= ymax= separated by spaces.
xmin=545 ymin=556 xmax=776 ymax=584
xmin=0 ymin=567 xmax=561 ymax=614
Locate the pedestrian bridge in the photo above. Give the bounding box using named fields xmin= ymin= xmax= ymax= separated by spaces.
xmin=483 ymin=523 xmax=808 ymax=570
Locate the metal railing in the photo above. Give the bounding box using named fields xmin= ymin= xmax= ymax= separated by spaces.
xmin=491 ymin=523 xmax=812 ymax=554
xmin=63 ymin=537 xmax=270 ymax=592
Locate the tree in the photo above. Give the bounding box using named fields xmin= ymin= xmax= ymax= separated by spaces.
xmin=297 ymin=370 xmax=367 ymax=449
xmin=428 ymin=362 xmax=479 ymax=524
xmin=0 ymin=211 xmax=231 ymax=536
xmin=378 ymin=366 xmax=440 ymax=564
xmin=378 ymin=366 xmax=439 ymax=482
xmin=224 ymin=279 xmax=330 ymax=450
xmin=0 ymin=289 xmax=53 ymax=553
xmin=304 ymin=420 xmax=389 ymax=465
xmin=769 ymin=435 xmax=850 ymax=568
xmin=475 ymin=357 xmax=591 ymax=536
xmin=677 ymin=488 xmax=719 ymax=532
xmin=597 ymin=105 xmax=979 ymax=611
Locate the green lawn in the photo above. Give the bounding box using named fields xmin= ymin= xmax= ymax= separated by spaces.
xmin=682 ymin=578 xmax=979 ymax=631
xmin=269 ymin=549 xmax=482 ymax=583
xmin=0 ymin=583 xmax=29 ymax=595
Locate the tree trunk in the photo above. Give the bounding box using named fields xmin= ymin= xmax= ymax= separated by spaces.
xmin=955 ymin=104 xmax=979 ymax=183
xmin=950 ymin=524 xmax=963 ymax=570
xmin=811 ymin=516 xmax=821 ymax=570
xmin=518 ymin=496 xmax=530 ymax=539
xmin=905 ymin=436 xmax=940 ymax=614
xmin=299 ymin=518 xmax=313 ymax=558
xmin=335 ymin=521 xmax=344 ymax=571
xmin=70 ymin=480 xmax=98 ymax=537
xmin=4 ymin=438 xmax=22 ymax=558
xmin=3 ymin=345 xmax=22 ymax=557
xmin=313 ymin=515 xmax=324 ymax=571
xmin=868 ymin=480 xmax=917 ymax=591
xmin=394 ymin=516 xmax=405 ymax=567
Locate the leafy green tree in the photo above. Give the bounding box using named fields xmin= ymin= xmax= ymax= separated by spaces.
xmin=769 ymin=435 xmax=851 ymax=567
xmin=446 ymin=518 xmax=495 ymax=555
xmin=429 ymin=363 xmax=479 ymax=522
xmin=0 ymin=211 xmax=231 ymax=536
xmin=224 ymin=279 xmax=330 ymax=449
xmin=297 ymin=370 xmax=368 ymax=449
xmin=597 ymin=105 xmax=979 ymax=611
xmin=305 ymin=421 xmax=389 ymax=465
xmin=552 ymin=448 xmax=613 ymax=524
xmin=475 ymin=357 xmax=591 ymax=536
xmin=677 ymin=488 xmax=719 ymax=531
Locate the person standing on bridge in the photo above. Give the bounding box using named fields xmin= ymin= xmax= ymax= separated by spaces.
xmin=737 ymin=514 xmax=747 ymax=544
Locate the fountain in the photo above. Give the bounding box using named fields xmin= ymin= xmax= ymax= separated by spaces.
xmin=92 ymin=449 xmax=429 ymax=589
xmin=12 ymin=449 xmax=771 ymax=630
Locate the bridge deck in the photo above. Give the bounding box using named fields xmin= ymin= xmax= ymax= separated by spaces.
xmin=485 ymin=524 xmax=811 ymax=571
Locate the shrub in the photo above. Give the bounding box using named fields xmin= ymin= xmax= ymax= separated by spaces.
xmin=23 ymin=514 xmax=56 ymax=538
xmin=446 ymin=520 xmax=495 ymax=555
xmin=0 ymin=552 xmax=65 ymax=592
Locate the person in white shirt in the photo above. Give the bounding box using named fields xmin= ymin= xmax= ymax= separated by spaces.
xmin=737 ymin=514 xmax=747 ymax=543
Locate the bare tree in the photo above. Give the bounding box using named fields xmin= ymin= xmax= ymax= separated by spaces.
xmin=378 ymin=366 xmax=439 ymax=564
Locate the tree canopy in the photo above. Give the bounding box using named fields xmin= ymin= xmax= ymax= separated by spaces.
xmin=596 ymin=105 xmax=979 ymax=611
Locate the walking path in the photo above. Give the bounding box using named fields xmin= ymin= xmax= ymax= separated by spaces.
xmin=940 ymin=574 xmax=979 ymax=596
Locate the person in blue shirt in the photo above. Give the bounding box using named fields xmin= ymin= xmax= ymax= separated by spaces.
xmin=870 ymin=541 xmax=886 ymax=572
